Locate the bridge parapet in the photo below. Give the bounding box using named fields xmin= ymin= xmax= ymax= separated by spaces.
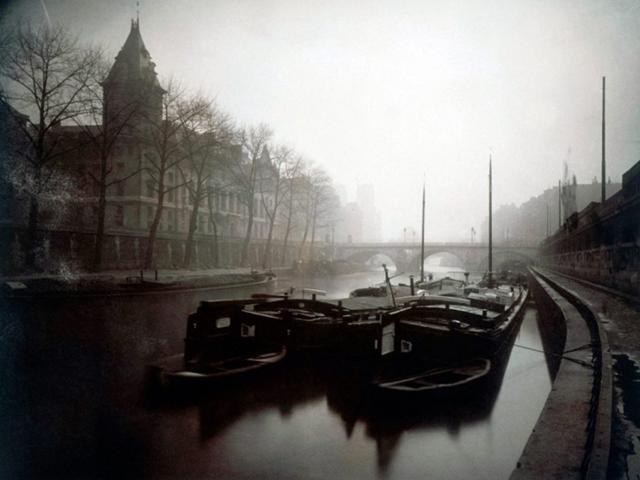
xmin=333 ymin=242 xmax=539 ymax=273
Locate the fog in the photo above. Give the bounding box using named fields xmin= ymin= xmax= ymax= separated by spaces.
xmin=3 ymin=0 xmax=639 ymax=241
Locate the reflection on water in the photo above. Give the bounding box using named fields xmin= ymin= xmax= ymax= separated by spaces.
xmin=1 ymin=271 xmax=552 ymax=479
xmin=140 ymin=275 xmax=552 ymax=480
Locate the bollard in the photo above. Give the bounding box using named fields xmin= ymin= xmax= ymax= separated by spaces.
xmin=410 ymin=275 xmax=415 ymax=296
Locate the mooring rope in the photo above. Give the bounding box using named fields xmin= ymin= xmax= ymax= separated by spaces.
xmin=513 ymin=343 xmax=594 ymax=368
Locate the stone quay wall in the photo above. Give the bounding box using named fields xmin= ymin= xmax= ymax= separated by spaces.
xmin=541 ymin=160 xmax=640 ymax=298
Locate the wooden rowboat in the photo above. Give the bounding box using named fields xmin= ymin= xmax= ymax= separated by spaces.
xmin=374 ymin=357 xmax=491 ymax=394
xmin=155 ymin=344 xmax=286 ymax=387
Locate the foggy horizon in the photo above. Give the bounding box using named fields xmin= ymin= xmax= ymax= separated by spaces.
xmin=2 ymin=0 xmax=639 ymax=242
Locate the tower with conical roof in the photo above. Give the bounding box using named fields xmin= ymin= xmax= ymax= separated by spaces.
xmin=102 ymin=19 xmax=165 ymax=130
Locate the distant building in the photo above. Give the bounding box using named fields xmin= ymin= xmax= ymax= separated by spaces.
xmin=481 ymin=180 xmax=622 ymax=245
xmin=356 ymin=183 xmax=382 ymax=242
xmin=338 ymin=202 xmax=364 ymax=243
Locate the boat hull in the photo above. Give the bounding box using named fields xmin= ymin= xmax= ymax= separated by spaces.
xmin=152 ymin=345 xmax=287 ymax=389
xmin=394 ymin=288 xmax=529 ymax=363
xmin=373 ymin=357 xmax=492 ymax=398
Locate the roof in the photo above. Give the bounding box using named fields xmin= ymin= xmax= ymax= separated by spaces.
xmin=104 ymin=20 xmax=164 ymax=92
xmin=622 ymin=159 xmax=640 ymax=187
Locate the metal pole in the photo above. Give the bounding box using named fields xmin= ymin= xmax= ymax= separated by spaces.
xmin=558 ymin=179 xmax=562 ymax=229
xmin=488 ymin=155 xmax=492 ymax=286
xmin=420 ymin=182 xmax=425 ymax=283
xmin=602 ymin=76 xmax=606 ymax=203
xmin=546 ymin=204 xmax=549 ymax=237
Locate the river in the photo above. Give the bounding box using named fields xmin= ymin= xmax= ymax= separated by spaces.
xmin=0 ymin=269 xmax=553 ymax=479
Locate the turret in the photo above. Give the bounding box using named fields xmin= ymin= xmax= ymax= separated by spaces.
xmin=102 ymin=19 xmax=165 ymax=131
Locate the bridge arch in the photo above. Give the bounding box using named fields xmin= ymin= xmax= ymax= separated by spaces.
xmin=333 ymin=243 xmax=539 ymax=276
xmin=406 ymin=249 xmax=466 ymax=273
xmin=341 ymin=249 xmax=407 ymax=270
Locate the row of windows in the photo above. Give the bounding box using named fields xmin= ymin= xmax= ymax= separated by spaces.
xmin=145 ymin=206 xmax=214 ymax=234
xmin=141 ymin=179 xmax=269 ymax=219
xmin=103 ymin=162 xmax=273 ymax=220
xmin=32 ymin=201 xmax=272 ymax=239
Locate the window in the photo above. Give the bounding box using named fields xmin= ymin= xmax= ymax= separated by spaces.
xmin=116 ymin=180 xmax=125 ymax=196
xmin=167 ymin=173 xmax=175 ymax=202
xmin=241 ymin=323 xmax=256 ymax=337
xmin=147 ymin=206 xmax=154 ymax=227
xmin=115 ymin=206 xmax=124 ymax=226
xmin=216 ymin=317 xmax=231 ymax=329
xmin=160 ymin=210 xmax=167 ymax=231
xmin=146 ymin=179 xmax=155 ymax=198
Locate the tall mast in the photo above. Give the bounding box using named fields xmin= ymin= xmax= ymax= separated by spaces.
xmin=601 ymin=76 xmax=606 ymax=203
xmin=488 ymin=155 xmax=493 ymax=286
xmin=420 ymin=181 xmax=425 ymax=283
xmin=558 ymin=179 xmax=562 ymax=229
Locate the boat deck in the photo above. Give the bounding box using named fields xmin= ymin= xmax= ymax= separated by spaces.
xmin=327 ymin=296 xmax=393 ymax=310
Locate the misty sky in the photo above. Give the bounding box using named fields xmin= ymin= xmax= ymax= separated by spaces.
xmin=2 ymin=0 xmax=639 ymax=241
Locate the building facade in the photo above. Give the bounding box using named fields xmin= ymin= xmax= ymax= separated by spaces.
xmin=0 ymin=20 xmax=304 ymax=274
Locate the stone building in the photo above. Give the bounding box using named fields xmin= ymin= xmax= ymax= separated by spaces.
xmin=0 ymin=20 xmax=284 ymax=273
xmin=481 ymin=180 xmax=622 ymax=246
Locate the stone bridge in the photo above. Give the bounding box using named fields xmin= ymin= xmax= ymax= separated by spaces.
xmin=333 ymin=242 xmax=539 ymax=274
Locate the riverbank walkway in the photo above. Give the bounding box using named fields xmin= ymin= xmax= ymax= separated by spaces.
xmin=1 ymin=266 xmax=290 ymax=283
xmin=522 ymin=269 xmax=640 ymax=479
xmin=0 ymin=267 xmax=291 ymax=296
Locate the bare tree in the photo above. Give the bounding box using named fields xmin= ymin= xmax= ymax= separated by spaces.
xmin=0 ymin=23 xmax=99 ymax=268
xmin=308 ymin=171 xmax=339 ymax=261
xmin=222 ymin=123 xmax=273 ymax=266
xmin=177 ymin=96 xmax=232 ymax=268
xmin=278 ymin=155 xmax=304 ymax=266
xmin=142 ymin=79 xmax=207 ymax=268
xmin=205 ymin=185 xmax=223 ymax=268
xmin=73 ymin=52 xmax=144 ymax=271
xmin=297 ymin=166 xmax=336 ymax=262
xmin=296 ymin=170 xmax=314 ymax=262
xmin=257 ymin=144 xmax=294 ymax=269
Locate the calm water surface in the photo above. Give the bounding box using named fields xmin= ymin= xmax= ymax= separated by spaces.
xmin=1 ymin=269 xmax=553 ymax=479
